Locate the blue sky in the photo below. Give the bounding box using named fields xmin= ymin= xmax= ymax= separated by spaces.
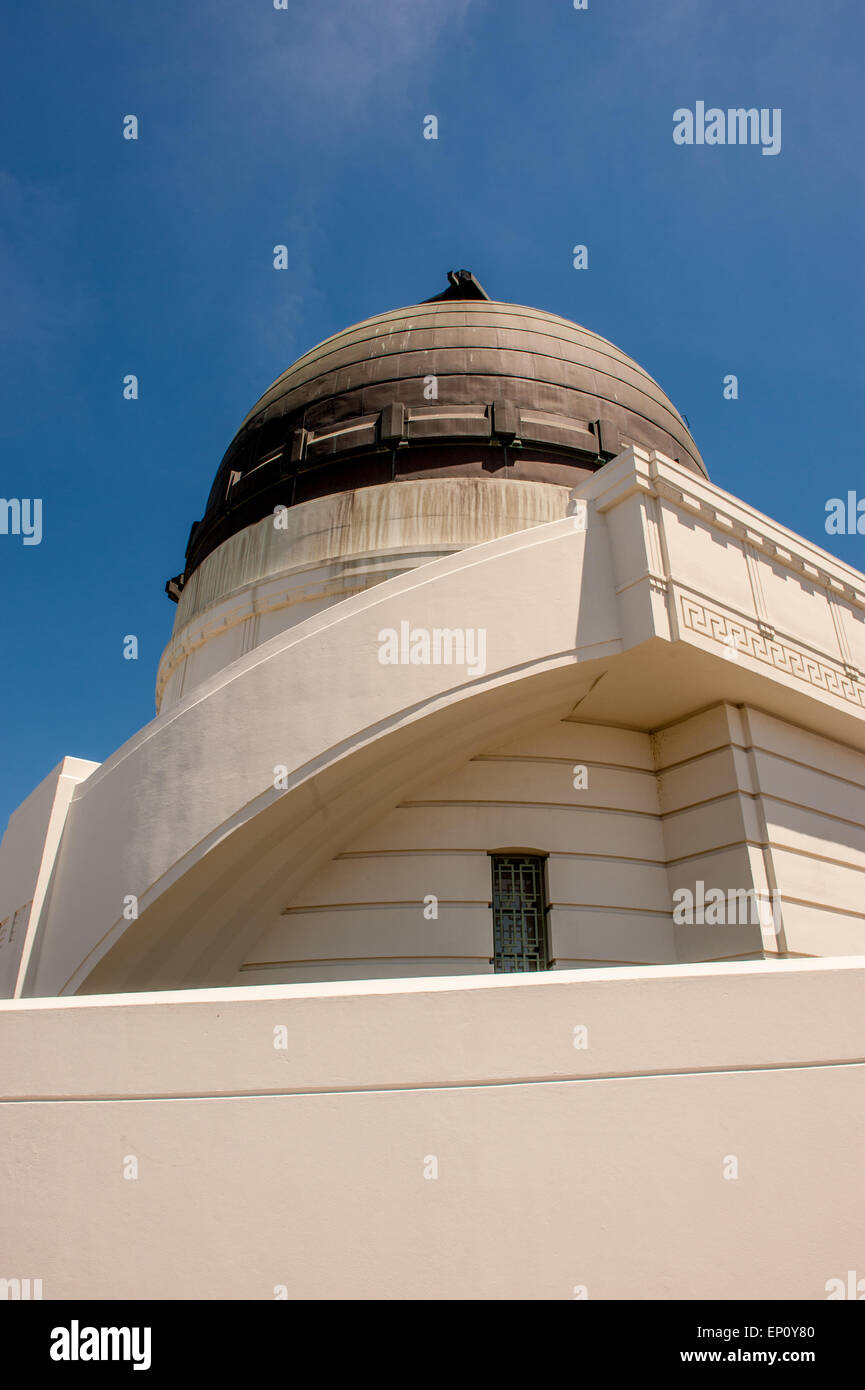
xmin=1 ymin=0 xmax=863 ymax=831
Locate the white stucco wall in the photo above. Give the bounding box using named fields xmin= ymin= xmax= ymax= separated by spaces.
xmin=238 ymin=719 xmax=673 ymax=982
xmin=658 ymin=704 xmax=865 ymax=960
xmin=1 ymin=958 xmax=862 ymax=1300
xmin=236 ymin=697 xmax=865 ymax=985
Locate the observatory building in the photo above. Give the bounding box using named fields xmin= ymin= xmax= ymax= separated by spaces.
xmin=1 ymin=274 xmax=863 ymax=1300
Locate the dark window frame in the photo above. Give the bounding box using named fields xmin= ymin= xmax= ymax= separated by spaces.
xmin=489 ymin=852 xmax=551 ymax=973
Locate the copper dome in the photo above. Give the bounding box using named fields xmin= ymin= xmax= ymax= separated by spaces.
xmin=170 ymin=276 xmax=705 ymax=596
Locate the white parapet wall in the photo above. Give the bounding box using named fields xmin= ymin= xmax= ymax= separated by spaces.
xmin=1 ymin=957 xmax=863 ymax=1300
xmin=0 ymin=757 xmax=100 ymax=999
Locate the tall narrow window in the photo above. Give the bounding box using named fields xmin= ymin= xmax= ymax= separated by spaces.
xmin=490 ymin=854 xmax=550 ymax=973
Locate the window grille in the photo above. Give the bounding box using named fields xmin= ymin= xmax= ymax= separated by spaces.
xmin=490 ymin=854 xmax=550 ymax=972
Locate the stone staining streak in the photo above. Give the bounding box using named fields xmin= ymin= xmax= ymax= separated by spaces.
xmin=743 ymin=544 xmax=775 ymax=639
xmin=827 ymin=590 xmax=861 ymax=680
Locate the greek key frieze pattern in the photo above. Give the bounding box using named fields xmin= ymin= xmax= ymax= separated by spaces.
xmin=679 ymin=596 xmax=865 ymax=709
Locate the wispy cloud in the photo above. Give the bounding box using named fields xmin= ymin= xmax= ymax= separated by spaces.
xmin=161 ymin=0 xmax=479 ymax=129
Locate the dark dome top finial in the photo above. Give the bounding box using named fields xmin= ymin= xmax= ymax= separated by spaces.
xmin=424 ymin=269 xmax=490 ymax=302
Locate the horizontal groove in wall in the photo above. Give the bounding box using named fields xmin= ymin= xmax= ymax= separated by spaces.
xmin=665 ymin=839 xmax=767 ymax=867
xmin=550 ymin=903 xmax=671 ymax=916
xmin=660 ymin=790 xmax=744 ymax=821
xmin=768 ymin=841 xmax=865 ymax=876
xmin=470 ymin=755 xmax=656 ymax=776
xmin=242 ymin=954 xmax=493 ymax=968
xmin=395 ymin=800 xmax=660 ymax=816
xmin=337 ymin=849 xmax=504 ymax=860
xmin=651 ymin=742 xmax=744 ymax=775
xmin=667 ymin=837 xmax=865 ymax=885
xmin=657 ymin=737 xmax=865 ymax=791
xmin=659 ymin=789 xmax=754 ymax=816
xmin=279 ymin=903 xmax=670 ymax=920
xmin=281 ymin=901 xmax=491 ymax=915
xmin=3 ymin=1059 xmax=863 ymax=1108
xmin=329 ymin=849 xmax=665 ymax=867
xmin=752 ymin=745 xmax=865 ymax=794
xmin=760 ymin=792 xmax=865 ymax=835
xmin=770 ymin=896 xmax=865 ymax=923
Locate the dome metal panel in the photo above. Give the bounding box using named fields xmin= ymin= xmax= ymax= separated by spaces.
xmin=170 ymin=291 xmax=706 ymax=598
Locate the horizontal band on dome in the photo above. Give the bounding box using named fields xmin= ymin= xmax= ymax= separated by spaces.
xmin=169 ymin=296 xmax=705 ymax=599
